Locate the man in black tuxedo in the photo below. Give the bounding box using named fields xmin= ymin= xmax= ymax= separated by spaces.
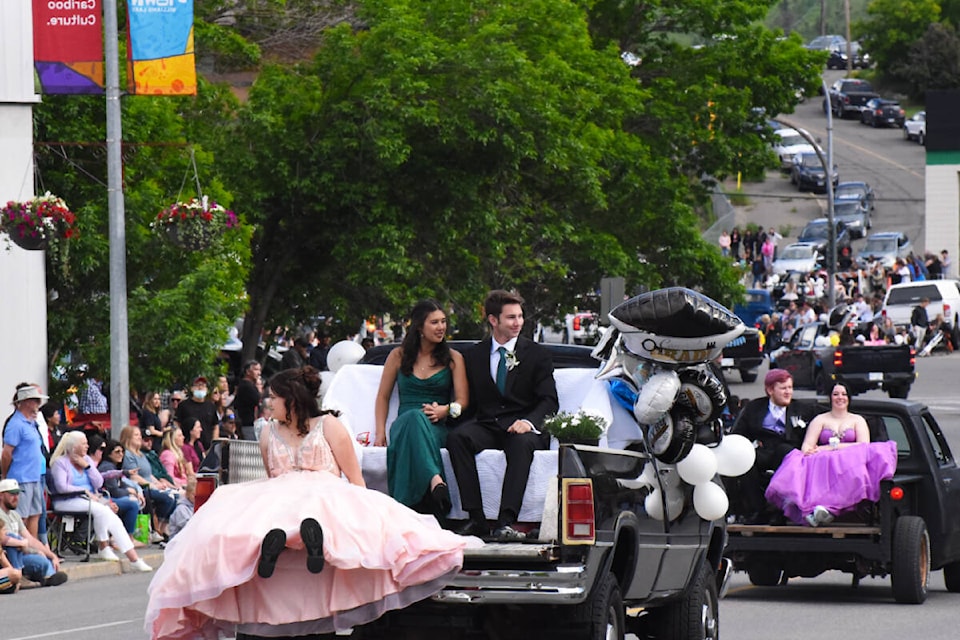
xmin=728 ymin=369 xmax=818 ymax=523
xmin=447 ymin=290 xmax=559 ymax=540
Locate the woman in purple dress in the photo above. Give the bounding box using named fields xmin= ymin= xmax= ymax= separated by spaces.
xmin=765 ymin=382 xmax=897 ymax=526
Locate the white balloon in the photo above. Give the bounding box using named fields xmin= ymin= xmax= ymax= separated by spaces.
xmin=693 ymin=482 xmax=729 ymax=521
xmin=326 ymin=340 xmax=366 ymax=373
xmin=676 ymin=443 xmax=718 ymax=485
xmin=714 ymin=434 xmax=756 ymax=477
xmin=637 ymin=463 xmax=657 ymax=488
xmin=645 ymin=489 xmax=665 ymax=521
xmin=634 ymin=371 xmax=680 ymax=424
xmin=665 ymin=487 xmax=685 ymax=521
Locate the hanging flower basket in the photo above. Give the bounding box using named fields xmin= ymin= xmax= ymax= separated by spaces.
xmin=154 ymin=196 xmax=238 ymax=251
xmin=1 ymin=193 xmax=77 ymax=251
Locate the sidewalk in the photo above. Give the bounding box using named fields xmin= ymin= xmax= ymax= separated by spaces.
xmin=56 ymin=545 xmax=165 ymax=583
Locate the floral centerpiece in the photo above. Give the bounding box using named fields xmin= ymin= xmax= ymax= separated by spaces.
xmin=541 ymin=410 xmax=608 ymax=445
xmin=154 ymin=196 xmax=238 ymax=250
xmin=0 ymin=192 xmax=77 ymax=251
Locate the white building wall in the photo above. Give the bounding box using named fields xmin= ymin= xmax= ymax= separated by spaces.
xmin=1 ymin=0 xmax=49 ymax=401
xmin=925 ymin=164 xmax=960 ymax=278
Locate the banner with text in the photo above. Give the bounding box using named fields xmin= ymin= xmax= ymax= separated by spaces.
xmin=33 ymin=0 xmax=105 ymax=94
xmin=126 ymin=0 xmax=196 ymax=95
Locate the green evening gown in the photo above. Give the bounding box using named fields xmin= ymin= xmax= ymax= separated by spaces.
xmin=387 ymin=368 xmax=452 ymax=508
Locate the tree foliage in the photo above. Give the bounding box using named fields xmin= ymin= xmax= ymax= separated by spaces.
xmin=34 ymin=87 xmax=252 ymax=397
xmin=897 ymin=22 xmax=960 ymax=101
xmin=212 ymin=0 xmax=821 ymax=357
xmin=855 ymin=0 xmax=940 ymax=85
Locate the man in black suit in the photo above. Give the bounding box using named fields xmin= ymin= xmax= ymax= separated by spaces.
xmin=447 ymin=290 xmax=559 ymax=540
xmin=728 ymin=369 xmax=818 ymax=523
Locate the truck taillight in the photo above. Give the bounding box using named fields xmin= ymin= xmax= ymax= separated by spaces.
xmin=573 ymin=316 xmax=582 ymax=331
xmin=195 ymin=474 xmax=218 ymax=511
xmin=562 ymin=478 xmax=595 ymax=545
xmin=834 ymin=350 xmax=843 ymax=367
xmin=944 ymin=303 xmax=951 ymax=319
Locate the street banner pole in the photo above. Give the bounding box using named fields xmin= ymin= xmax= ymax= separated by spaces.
xmin=104 ymin=0 xmax=130 ymax=435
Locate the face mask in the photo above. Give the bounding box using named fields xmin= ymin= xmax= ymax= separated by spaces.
xmin=193 ymin=389 xmax=207 ymax=400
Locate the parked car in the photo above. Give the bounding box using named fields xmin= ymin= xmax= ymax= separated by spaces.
xmin=806 ymin=34 xmax=846 ymax=51
xmin=834 ymin=180 xmax=876 ymax=214
xmin=772 ymin=127 xmax=818 ymax=170
xmin=856 ymin=231 xmax=912 ymax=269
xmin=825 ymin=78 xmax=879 ymax=119
xmin=537 ymin=311 xmax=601 ymax=345
xmin=790 ymin=152 xmax=839 ymax=193
xmin=881 ymin=280 xmax=960 ymax=347
xmin=826 ymin=41 xmax=870 ymax=69
xmin=772 ymin=242 xmax=820 ymax=275
xmin=733 ymin=288 xmax=774 ymax=327
xmin=861 ymin=98 xmax=906 ymax=128
xmin=904 ymin=111 xmax=926 ymax=145
xmin=797 ymin=218 xmax=851 ymax=255
xmin=832 ymin=199 xmax=871 ymax=238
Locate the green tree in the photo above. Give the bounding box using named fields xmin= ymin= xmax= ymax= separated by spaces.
xmin=855 ymin=0 xmax=940 ymax=84
xmin=34 ymin=86 xmax=252 ymax=397
xmin=897 ymin=22 xmax=960 ymax=101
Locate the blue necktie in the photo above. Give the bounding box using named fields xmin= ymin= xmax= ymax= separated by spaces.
xmin=496 ymin=346 xmax=508 ymax=394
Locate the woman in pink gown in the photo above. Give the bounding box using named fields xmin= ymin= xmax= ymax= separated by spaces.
xmin=765 ymin=382 xmax=897 ymax=526
xmin=145 ymin=366 xmax=476 ymax=639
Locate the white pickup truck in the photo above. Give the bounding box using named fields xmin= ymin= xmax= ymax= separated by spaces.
xmin=881 ymin=280 xmax=960 ymax=346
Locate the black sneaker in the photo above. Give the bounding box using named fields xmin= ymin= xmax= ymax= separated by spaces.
xmin=257 ymin=528 xmax=287 ymax=579
xmin=44 ymin=571 xmax=68 ymax=587
xmin=300 ymin=518 xmax=325 ymax=574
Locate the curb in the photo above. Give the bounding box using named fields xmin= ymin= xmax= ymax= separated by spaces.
xmin=59 ymin=548 xmax=164 ymax=582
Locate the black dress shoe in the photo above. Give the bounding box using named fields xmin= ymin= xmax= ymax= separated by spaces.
xmin=431 ymin=483 xmax=452 ymax=515
xmin=491 ymin=525 xmax=526 ymax=542
xmin=300 ymin=518 xmax=325 ymax=574
xmin=454 ymin=519 xmax=488 ymax=537
xmin=257 ymin=528 xmax=287 ymax=578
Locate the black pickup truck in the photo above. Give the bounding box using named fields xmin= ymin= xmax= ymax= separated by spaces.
xmin=824 ymin=78 xmax=879 ymax=119
xmin=721 ymin=327 xmax=764 ymax=383
xmin=725 ymin=398 xmax=960 ymax=604
xmin=216 ymin=344 xmax=729 ymax=640
xmin=770 ymin=321 xmax=916 ymax=398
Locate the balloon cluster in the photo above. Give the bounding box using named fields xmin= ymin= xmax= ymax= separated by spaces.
xmin=594 ymin=288 xmax=757 ymax=521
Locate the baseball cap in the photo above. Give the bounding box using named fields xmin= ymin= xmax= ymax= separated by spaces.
xmin=193 ymin=376 xmax=208 ymax=386
xmin=15 ymin=386 xmax=49 ymax=403
xmin=0 ymin=478 xmax=22 ymax=494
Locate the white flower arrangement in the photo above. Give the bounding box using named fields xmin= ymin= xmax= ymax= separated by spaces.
xmin=505 ymin=350 xmax=520 ymax=371
xmin=542 ymin=410 xmax=608 ymax=442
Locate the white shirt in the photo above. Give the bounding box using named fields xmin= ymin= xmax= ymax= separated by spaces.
xmin=767 ymin=402 xmax=786 ymax=425
xmin=490 ymin=337 xmax=519 ymax=382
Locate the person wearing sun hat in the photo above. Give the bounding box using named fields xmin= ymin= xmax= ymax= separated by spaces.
xmin=2 ymin=384 xmax=50 ymax=540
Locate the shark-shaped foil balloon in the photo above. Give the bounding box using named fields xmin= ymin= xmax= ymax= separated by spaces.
xmin=592 ymin=287 xmax=754 ymax=522
xmin=593 ymin=287 xmax=745 ymax=464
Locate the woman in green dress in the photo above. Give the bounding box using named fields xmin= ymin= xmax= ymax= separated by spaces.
xmin=374 ymin=300 xmax=469 ymax=519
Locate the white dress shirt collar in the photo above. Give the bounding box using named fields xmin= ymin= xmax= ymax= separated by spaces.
xmin=491 ymin=337 xmax=519 ymax=354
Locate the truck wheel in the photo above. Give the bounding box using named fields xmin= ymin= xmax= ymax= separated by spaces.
xmin=647 ymin=561 xmax=719 ymax=640
xmin=747 ymin=564 xmax=783 ymax=587
xmin=739 ymin=369 xmax=758 ymax=383
xmin=585 ymin=572 xmax=625 ymax=640
xmin=918 ymin=130 xmax=925 ymax=146
xmin=891 ymin=516 xmax=929 ymax=604
xmin=888 ymin=386 xmax=909 ymax=399
xmin=944 ymin=561 xmax=960 ymax=592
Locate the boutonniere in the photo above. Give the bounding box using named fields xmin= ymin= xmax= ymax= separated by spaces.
xmin=505 ymin=350 xmax=520 ymax=371
xmin=790 ymin=416 xmax=806 ymax=429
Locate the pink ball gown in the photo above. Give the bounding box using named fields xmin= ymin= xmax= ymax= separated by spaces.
xmin=765 ymin=427 xmax=898 ymax=525
xmin=145 ymin=416 xmax=475 ymax=639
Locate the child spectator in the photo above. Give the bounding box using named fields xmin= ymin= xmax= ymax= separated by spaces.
xmin=168 ymin=477 xmax=196 ymax=539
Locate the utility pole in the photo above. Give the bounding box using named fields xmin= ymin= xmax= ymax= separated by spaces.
xmin=103 ymin=0 xmax=130 ymax=435
xmin=845 ymin=0 xmax=852 ymax=73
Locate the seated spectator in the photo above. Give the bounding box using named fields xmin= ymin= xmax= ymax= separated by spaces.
xmin=180 ymin=419 xmax=203 ymax=472
xmin=220 ymin=412 xmax=240 ymax=440
xmin=167 ymin=476 xmax=197 ymax=540
xmin=185 ymin=418 xmax=207 ymax=466
xmin=765 ymin=383 xmax=897 ymax=526
xmin=0 ymin=522 xmax=23 ymax=593
xmin=141 ymin=432 xmax=178 ymax=488
xmin=1 ymin=478 xmax=66 ymax=588
xmin=48 ymin=432 xmax=152 ymax=570
xmin=159 ymin=430 xmax=192 ymax=488
xmin=98 ymin=439 xmax=146 ymax=538
xmin=120 ymin=426 xmax=177 ymax=538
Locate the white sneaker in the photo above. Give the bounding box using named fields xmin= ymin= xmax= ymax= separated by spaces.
xmin=99 ymin=547 xmax=120 ymax=562
xmin=149 ymin=531 xmax=165 ymax=544
xmin=814 ymin=505 xmax=834 ymax=525
xmin=130 ymin=558 xmax=153 ymax=573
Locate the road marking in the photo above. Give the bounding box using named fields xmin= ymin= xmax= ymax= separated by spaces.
xmin=7 ymin=619 xmax=139 ymax=640
xmin=832 ymin=136 xmax=924 ymax=180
